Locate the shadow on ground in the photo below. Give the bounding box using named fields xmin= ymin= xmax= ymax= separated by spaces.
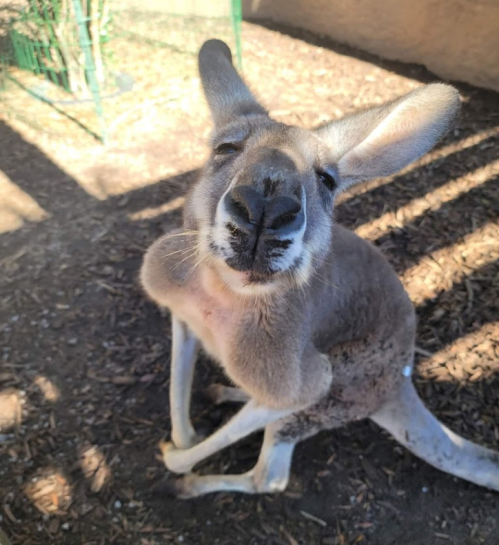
xmin=1 ymin=22 xmax=499 ymax=545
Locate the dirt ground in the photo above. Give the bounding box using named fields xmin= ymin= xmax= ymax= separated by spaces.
xmin=1 ymin=20 xmax=499 ymax=545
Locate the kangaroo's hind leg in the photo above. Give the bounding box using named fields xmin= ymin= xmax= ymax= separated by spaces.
xmin=160 ymin=399 xmax=294 ymax=475
xmin=156 ymin=420 xmax=297 ymax=499
xmin=370 ymin=377 xmax=499 ymax=491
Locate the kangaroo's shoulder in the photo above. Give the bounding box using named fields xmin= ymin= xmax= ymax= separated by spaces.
xmin=331 ymin=224 xmax=406 ymax=292
xmin=315 ymin=224 xmax=415 ymax=340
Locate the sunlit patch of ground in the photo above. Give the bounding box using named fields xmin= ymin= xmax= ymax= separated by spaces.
xmin=24 ymin=467 xmax=72 ymax=516
xmin=0 ymin=172 xmax=49 ymax=234
xmin=0 ymin=389 xmax=23 ymax=432
xmin=78 ymin=444 xmax=112 ymax=493
xmin=0 ymin=16 xmax=498 ymax=545
xmin=34 ymin=376 xmax=61 ymax=403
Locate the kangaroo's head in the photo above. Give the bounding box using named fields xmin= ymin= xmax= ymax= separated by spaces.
xmin=184 ymin=40 xmax=460 ymax=295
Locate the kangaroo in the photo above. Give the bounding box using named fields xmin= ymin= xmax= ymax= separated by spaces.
xmin=140 ymin=39 xmax=499 ymax=498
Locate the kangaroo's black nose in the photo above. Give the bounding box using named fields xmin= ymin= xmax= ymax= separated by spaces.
xmin=224 ymin=185 xmax=303 ymax=236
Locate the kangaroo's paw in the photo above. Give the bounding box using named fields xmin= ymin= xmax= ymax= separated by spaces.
xmin=203 ymin=384 xmax=251 ymax=405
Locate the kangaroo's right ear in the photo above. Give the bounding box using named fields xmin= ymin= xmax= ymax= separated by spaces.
xmin=198 ymin=39 xmax=267 ymax=128
xmin=315 ymin=84 xmax=460 ymax=189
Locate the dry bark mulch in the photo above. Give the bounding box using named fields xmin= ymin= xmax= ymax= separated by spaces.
xmin=1 ymin=20 xmax=499 ymax=545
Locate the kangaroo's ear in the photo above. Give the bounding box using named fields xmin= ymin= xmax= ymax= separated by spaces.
xmin=316 ymin=84 xmax=460 ymax=188
xmin=198 ymin=39 xmax=267 ymax=128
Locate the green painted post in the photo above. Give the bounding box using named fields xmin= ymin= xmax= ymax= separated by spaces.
xmin=230 ymin=0 xmax=243 ymax=70
xmin=71 ymin=0 xmax=108 ymax=143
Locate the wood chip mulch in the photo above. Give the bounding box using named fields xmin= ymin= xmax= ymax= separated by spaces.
xmin=1 ymin=19 xmax=498 ymax=545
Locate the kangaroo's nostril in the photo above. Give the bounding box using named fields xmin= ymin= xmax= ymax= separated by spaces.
xmin=225 ymin=185 xmax=264 ymax=228
xmin=266 ymin=196 xmax=302 ymax=231
xmin=270 ymin=212 xmax=296 ymax=231
xmin=230 ymin=196 xmax=250 ymax=224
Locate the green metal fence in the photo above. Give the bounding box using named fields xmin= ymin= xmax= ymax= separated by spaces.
xmin=10 ymin=0 xmax=110 ymax=92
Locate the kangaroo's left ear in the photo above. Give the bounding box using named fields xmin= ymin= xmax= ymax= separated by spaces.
xmin=198 ymin=39 xmax=267 ymax=128
xmin=315 ymin=84 xmax=460 ymax=188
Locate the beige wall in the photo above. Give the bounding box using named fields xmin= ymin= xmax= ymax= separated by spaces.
xmin=117 ymin=0 xmax=230 ymax=17
xmin=243 ymin=0 xmax=499 ymax=93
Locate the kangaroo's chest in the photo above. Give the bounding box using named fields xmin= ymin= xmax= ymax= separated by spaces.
xmin=169 ymin=282 xmax=237 ymax=363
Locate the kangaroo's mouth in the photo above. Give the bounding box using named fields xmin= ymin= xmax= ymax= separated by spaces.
xmin=228 ymin=267 xmax=275 ymax=285
xmin=210 ymin=255 xmax=280 ymax=293
xmin=224 ymin=246 xmax=278 ymax=278
xmin=246 ymin=270 xmax=274 ymax=284
xmin=223 ymin=259 xmax=275 ymax=283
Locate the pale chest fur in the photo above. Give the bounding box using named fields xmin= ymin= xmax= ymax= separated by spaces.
xmin=166 ymin=271 xmax=239 ymax=364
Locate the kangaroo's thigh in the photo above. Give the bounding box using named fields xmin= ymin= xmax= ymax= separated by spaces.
xmin=275 ymin=334 xmax=414 ymax=443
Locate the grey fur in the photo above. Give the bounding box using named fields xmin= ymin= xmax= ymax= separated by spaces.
xmin=199 ymin=40 xmax=267 ymax=127
xmin=140 ymin=40 xmax=499 ymax=498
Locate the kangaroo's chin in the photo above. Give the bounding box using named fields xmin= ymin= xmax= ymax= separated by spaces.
xmin=214 ymin=260 xmax=283 ymax=296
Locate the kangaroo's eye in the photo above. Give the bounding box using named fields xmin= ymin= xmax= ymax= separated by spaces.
xmin=317 ymin=170 xmax=337 ymax=191
xmin=215 ymin=143 xmax=239 ymax=156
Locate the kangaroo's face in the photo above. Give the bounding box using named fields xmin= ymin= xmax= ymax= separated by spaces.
xmin=187 ymin=116 xmax=338 ymax=293
xmin=183 ymin=40 xmax=459 ymax=295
